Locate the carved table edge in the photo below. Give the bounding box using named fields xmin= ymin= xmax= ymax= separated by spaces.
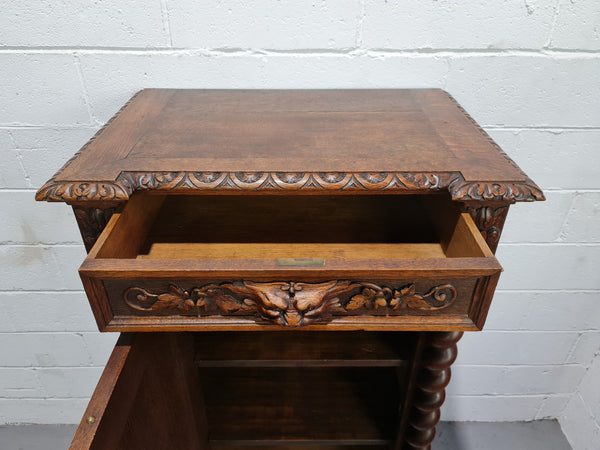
xmin=36 ymin=170 xmax=544 ymax=203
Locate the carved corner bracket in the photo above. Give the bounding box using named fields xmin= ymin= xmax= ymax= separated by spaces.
xmin=464 ymin=205 xmax=510 ymax=253
xmin=123 ymin=280 xmax=458 ymax=327
xmin=448 ymin=174 xmax=544 ymax=203
xmin=72 ymin=206 xmax=118 ymax=252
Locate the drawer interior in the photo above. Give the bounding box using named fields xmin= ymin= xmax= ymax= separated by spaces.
xmin=92 ymin=193 xmax=492 ymax=262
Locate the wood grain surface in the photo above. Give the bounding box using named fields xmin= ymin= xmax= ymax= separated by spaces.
xmin=36 ymin=89 xmax=544 ymax=203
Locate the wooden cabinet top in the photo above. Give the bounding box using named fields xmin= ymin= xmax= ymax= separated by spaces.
xmin=36 ymin=89 xmax=543 ymax=204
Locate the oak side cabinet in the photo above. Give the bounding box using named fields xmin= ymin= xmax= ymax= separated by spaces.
xmin=36 ymin=89 xmax=543 ymax=450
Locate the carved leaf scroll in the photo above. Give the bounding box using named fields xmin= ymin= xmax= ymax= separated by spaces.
xmin=123 ymin=280 xmax=458 ymax=327
xmin=348 ymin=283 xmax=457 ymax=311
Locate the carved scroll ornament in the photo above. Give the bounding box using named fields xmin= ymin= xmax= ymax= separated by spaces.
xmin=123 ymin=280 xmax=458 ymax=327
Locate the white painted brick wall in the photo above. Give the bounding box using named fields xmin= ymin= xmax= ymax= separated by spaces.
xmin=490 ymin=130 xmax=600 ymax=190
xmin=361 ymin=1 xmax=557 ymax=49
xmin=1 ymin=2 xmax=598 ymax=448
xmin=552 ymin=0 xmax=600 ymax=50
xmin=0 ymin=54 xmax=91 ymax=125
xmin=0 ymin=1 xmax=168 ymax=48
xmin=168 ymin=0 xmax=363 ymax=49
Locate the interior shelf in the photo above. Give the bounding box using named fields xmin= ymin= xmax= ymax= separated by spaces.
xmin=194 ymin=332 xmax=415 ymax=368
xmin=200 ymin=366 xmax=403 ymax=446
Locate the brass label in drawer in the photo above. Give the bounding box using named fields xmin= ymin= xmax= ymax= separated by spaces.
xmin=276 ymin=258 xmax=325 ymax=267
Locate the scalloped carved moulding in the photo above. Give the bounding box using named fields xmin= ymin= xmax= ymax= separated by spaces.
xmin=36 ymin=171 xmax=544 ymax=203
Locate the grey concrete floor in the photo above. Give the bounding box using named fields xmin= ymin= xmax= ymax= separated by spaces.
xmin=0 ymin=424 xmax=76 ymax=450
xmin=433 ymin=420 xmax=572 ymax=449
xmin=0 ymin=421 xmax=571 ymax=450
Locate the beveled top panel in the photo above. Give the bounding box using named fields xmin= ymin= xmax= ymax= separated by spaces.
xmin=36 ymin=89 xmax=543 ymax=203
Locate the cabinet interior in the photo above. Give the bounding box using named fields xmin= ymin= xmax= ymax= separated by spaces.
xmin=82 ymin=332 xmax=415 ymax=449
xmin=195 ymin=331 xmax=414 ymax=447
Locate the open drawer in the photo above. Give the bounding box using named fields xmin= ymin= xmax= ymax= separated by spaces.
xmin=80 ymin=194 xmax=502 ymax=331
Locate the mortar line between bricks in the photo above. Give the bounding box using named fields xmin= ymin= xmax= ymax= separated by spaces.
xmin=478 ymin=330 xmax=600 ymax=334
xmin=0 ymin=125 xmax=99 ymax=130
xmin=0 ymin=47 xmax=599 ymax=57
xmin=0 ymin=367 xmax=110 ymax=369
xmin=536 ymin=189 xmax=600 ymax=192
xmin=543 ymin=0 xmax=563 ymax=50
xmin=0 ymin=188 xmax=38 ymax=192
xmin=0 ymin=331 xmax=111 ymax=335
xmin=2 ymin=124 xmax=600 ymax=131
xmin=534 ymin=397 xmax=549 ymax=421
xmin=355 ymin=0 xmax=366 ymax=48
xmin=14 ymin=152 xmax=32 ymax=189
xmin=29 ymin=370 xmax=45 ymax=400
xmin=452 ymin=363 xmax=585 ymax=368
xmin=0 ymin=189 xmax=600 ymax=196
xmin=0 ymin=289 xmax=587 ymax=294
xmin=3 ymin=240 xmax=600 ymax=247
xmin=0 ymin=290 xmax=84 ymax=293
xmin=73 ymin=54 xmax=100 ymax=126
xmin=573 ymin=391 xmax=599 ymax=428
xmin=484 ymin=126 xmax=600 ymax=131
xmin=445 ymin=394 xmax=572 ymax=398
xmin=495 ymin=289 xmax=600 ymax=293
xmin=499 ymin=242 xmax=600 ymax=247
xmin=0 ymin=394 xmax=577 ymax=399
xmin=3 ymin=188 xmax=600 ymax=194
xmin=0 ymin=364 xmax=584 ymax=370
xmin=2 ymin=330 xmax=597 ymax=335
xmin=558 ymin=193 xmax=580 ymax=242
xmin=4 ymin=130 xmax=17 ymax=147
xmin=466 ymin=330 xmax=600 ymax=334
xmin=159 ymin=0 xmax=173 ymax=47
xmin=0 ymin=289 xmax=85 ymax=295
xmin=10 ymin=242 xmax=600 ymax=247
xmin=0 ymin=397 xmax=100 ymax=400
xmin=0 ymin=243 xmax=84 ymax=247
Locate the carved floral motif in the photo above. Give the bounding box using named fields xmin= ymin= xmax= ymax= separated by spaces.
xmin=123 ymin=280 xmax=458 ymax=327
xmin=346 ymin=283 xmax=457 ymax=311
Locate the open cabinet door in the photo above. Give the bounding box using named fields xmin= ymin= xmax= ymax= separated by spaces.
xmin=70 ymin=333 xmax=208 ymax=450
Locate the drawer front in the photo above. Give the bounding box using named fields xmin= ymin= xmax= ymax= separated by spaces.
xmin=82 ymin=274 xmax=499 ymax=331
xmin=79 ymin=194 xmax=502 ymax=332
